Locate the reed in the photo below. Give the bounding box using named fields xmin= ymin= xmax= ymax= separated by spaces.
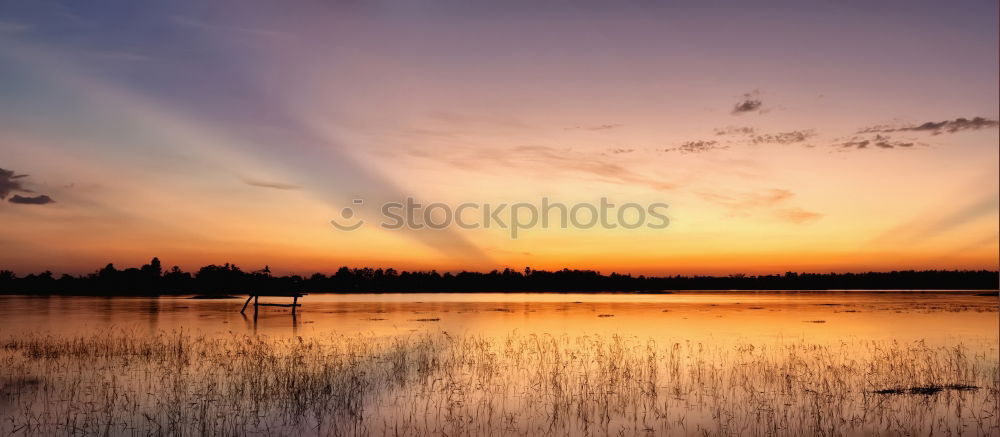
xmin=0 ymin=329 xmax=996 ymax=436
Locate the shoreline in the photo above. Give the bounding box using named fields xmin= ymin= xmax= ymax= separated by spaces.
xmin=0 ymin=289 xmax=996 ymax=298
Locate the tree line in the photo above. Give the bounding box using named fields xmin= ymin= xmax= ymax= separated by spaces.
xmin=0 ymin=258 xmax=996 ymax=295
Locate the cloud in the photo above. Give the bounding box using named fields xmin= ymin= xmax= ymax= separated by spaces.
xmin=608 ymin=148 xmax=635 ymax=154
xmin=714 ymin=126 xmax=756 ymax=136
xmin=699 ymin=188 xmax=822 ymax=223
xmin=0 ymin=20 xmax=31 ymax=33
xmin=0 ymin=168 xmax=30 ymax=199
xmin=423 ymin=145 xmax=676 ymax=192
xmin=838 ymin=138 xmax=870 ymax=149
xmin=858 ymin=117 xmax=999 ymax=135
xmin=509 ymin=145 xmax=676 ymax=191
xmin=714 ymin=126 xmax=813 ymax=144
xmin=242 ymin=178 xmax=299 ymax=190
xmin=663 ymin=140 xmax=727 ymax=154
xmin=871 ymin=135 xmax=914 ymax=149
xmin=700 ymin=188 xmax=794 ymax=211
xmin=871 ymin=190 xmax=999 ymax=245
xmin=9 ymin=28 xmax=494 ymax=265
xmin=172 ymin=15 xmax=286 ymax=39
xmin=733 ymin=99 xmax=762 ymax=113
xmin=1 ymin=168 xmax=56 ymax=205
xmin=565 ymin=124 xmax=623 ymax=131
xmin=91 ymin=51 xmax=152 ymax=62
xmin=750 ymin=130 xmax=814 ymax=145
xmin=8 ymin=194 xmax=55 ymax=205
xmin=774 ymin=207 xmax=822 ymax=224
xmin=731 ymin=91 xmax=763 ymax=115
xmin=836 ymin=134 xmax=916 ymax=149
xmin=925 ymin=192 xmax=999 ymax=233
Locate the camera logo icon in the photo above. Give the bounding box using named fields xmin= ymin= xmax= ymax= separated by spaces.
xmin=330 ymin=199 xmax=364 ymax=231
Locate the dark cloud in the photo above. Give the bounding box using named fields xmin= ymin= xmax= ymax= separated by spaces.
xmin=663 ymin=140 xmax=727 ymax=154
xmin=858 ymin=117 xmax=999 ymax=135
xmin=1 ymin=167 xmax=56 ymax=205
xmin=838 ymin=138 xmax=870 ymax=149
xmin=668 ymin=128 xmax=811 ymax=154
xmin=714 ymin=126 xmax=756 ymax=136
xmin=836 ymin=134 xmax=915 ymax=149
xmin=733 ymin=99 xmax=762 ymax=113
xmin=609 ymin=148 xmax=635 ymax=154
xmin=713 ymin=122 xmax=812 ymax=144
xmin=750 ymin=130 xmax=814 ymax=145
xmin=565 ymin=124 xmax=623 ymax=131
xmin=0 ymin=168 xmax=30 ymax=199
xmin=9 ymin=194 xmax=55 ymax=205
xmin=732 ymin=92 xmax=763 ymax=114
xmin=872 ymin=135 xmax=914 ymax=149
xmin=242 ymin=178 xmax=299 ymax=190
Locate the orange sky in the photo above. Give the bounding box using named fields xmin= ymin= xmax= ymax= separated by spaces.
xmin=0 ymin=2 xmax=997 ymax=276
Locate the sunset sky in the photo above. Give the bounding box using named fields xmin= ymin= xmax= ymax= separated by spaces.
xmin=1 ymin=1 xmax=997 ymax=275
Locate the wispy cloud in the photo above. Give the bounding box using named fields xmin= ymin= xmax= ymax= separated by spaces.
xmin=171 ymin=15 xmax=286 ymax=39
xmin=242 ymin=178 xmax=299 ymax=190
xmin=510 ymin=145 xmax=676 ymax=191
xmin=90 ymin=51 xmax=152 ymax=62
xmin=774 ymin=207 xmax=822 ymax=224
xmin=700 ymin=188 xmax=793 ymax=211
xmin=859 ymin=117 xmax=999 ymax=135
xmin=419 ymin=145 xmax=676 ymax=192
xmin=662 ymin=140 xmax=727 ymax=154
xmin=699 ymin=188 xmax=822 ymax=223
xmin=0 ymin=20 xmax=32 ymax=33
xmin=750 ymin=130 xmax=814 ymax=145
xmin=714 ymin=126 xmax=756 ymax=136
xmin=871 ymin=190 xmax=999 ymax=245
xmin=835 ymin=134 xmax=917 ymax=149
xmin=711 ymin=126 xmax=813 ymax=145
xmin=565 ymin=123 xmax=623 ymax=131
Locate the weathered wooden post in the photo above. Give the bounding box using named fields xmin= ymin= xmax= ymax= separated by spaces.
xmin=240 ymin=295 xmax=253 ymax=314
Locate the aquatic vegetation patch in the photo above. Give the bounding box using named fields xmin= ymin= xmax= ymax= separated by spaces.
xmin=0 ymin=329 xmax=996 ymax=436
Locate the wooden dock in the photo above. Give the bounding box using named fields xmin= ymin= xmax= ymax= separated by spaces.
xmin=240 ymin=293 xmax=306 ymax=315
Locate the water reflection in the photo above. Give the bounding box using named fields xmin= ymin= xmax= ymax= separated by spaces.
xmin=0 ymin=292 xmax=995 ymax=349
xmin=0 ymin=292 xmax=996 ymax=436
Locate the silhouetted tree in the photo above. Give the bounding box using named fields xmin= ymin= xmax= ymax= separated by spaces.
xmin=0 ymin=258 xmax=995 ymax=295
xmin=141 ymin=257 xmax=162 ymax=277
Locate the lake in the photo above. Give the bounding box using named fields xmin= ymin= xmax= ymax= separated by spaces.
xmin=0 ymin=291 xmax=996 ymax=436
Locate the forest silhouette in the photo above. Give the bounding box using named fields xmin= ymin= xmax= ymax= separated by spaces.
xmin=0 ymin=258 xmax=997 ymax=295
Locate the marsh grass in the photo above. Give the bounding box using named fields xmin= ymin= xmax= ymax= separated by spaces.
xmin=0 ymin=330 xmax=996 ymax=436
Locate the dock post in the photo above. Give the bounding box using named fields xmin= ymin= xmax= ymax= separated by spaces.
xmin=292 ymin=296 xmax=298 ymax=315
xmin=253 ymin=295 xmax=259 ymax=315
xmin=240 ymin=296 xmax=253 ymax=314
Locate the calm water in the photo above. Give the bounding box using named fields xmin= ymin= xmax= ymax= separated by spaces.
xmin=1 ymin=291 xmax=997 ymax=436
xmin=0 ymin=291 xmax=995 ymax=347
